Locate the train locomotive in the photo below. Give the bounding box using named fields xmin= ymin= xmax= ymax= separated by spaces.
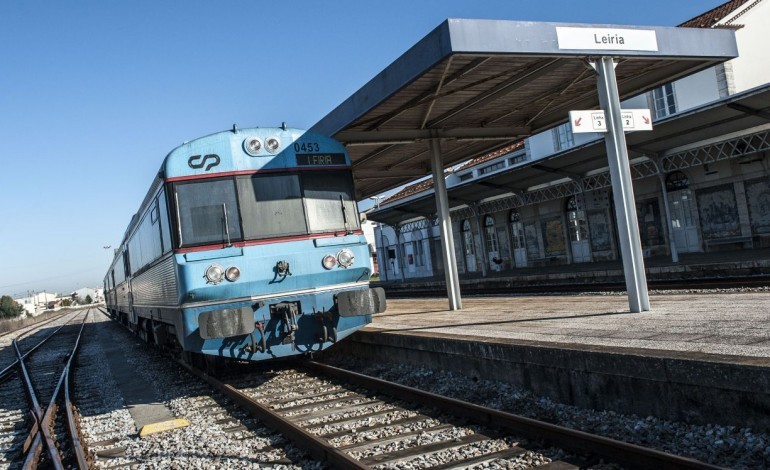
xmin=104 ymin=126 xmax=385 ymax=365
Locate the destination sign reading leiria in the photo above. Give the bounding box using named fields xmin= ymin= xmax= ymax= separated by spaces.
xmin=296 ymin=153 xmax=347 ymax=166
xmin=556 ymin=27 xmax=658 ymax=52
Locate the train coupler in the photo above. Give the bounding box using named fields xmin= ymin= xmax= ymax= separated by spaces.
xmin=270 ymin=302 xmax=300 ymax=350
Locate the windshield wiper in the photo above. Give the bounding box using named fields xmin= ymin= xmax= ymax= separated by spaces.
xmin=339 ymin=195 xmax=351 ymax=234
xmin=222 ymin=203 xmax=232 ymax=247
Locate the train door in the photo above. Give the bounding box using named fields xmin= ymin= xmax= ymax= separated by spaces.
xmin=567 ymin=196 xmax=591 ymax=263
xmin=124 ymin=248 xmax=137 ymax=327
xmin=510 ymin=210 xmax=527 ymax=267
xmin=667 ymin=172 xmax=700 ymax=253
xmin=461 ymin=219 xmax=477 ymax=272
xmin=483 ymin=216 xmax=501 ymax=271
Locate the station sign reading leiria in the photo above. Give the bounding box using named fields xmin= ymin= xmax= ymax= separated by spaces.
xmin=569 ymin=109 xmax=653 ymax=134
xmin=556 ymin=27 xmax=658 ymax=52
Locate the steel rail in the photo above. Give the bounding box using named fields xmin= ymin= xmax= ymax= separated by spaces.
xmin=178 ymin=360 xmax=367 ymax=468
xmin=304 ymin=361 xmax=727 ymax=470
xmin=13 ymin=339 xmax=63 ymax=470
xmin=64 ymin=312 xmax=90 ymax=469
xmin=16 ymin=308 xmax=90 ymax=469
xmin=0 ymin=309 xmax=85 ymax=383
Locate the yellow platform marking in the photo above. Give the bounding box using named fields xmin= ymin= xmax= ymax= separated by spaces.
xmin=139 ymin=418 xmax=190 ymax=437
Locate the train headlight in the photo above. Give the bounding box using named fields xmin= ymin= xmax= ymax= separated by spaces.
xmin=336 ymin=249 xmax=355 ymax=268
xmin=205 ymin=264 xmax=225 ymax=284
xmin=243 ymin=137 xmax=262 ymax=156
xmin=322 ymin=254 xmax=337 ymax=270
xmin=265 ymin=137 xmax=281 ymax=153
xmin=225 ymin=266 xmax=241 ymax=282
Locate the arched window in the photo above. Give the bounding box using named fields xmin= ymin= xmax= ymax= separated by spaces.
xmin=565 ymin=196 xmax=587 ymax=242
xmin=566 ymin=196 xmax=590 ymax=262
xmin=461 ymin=220 xmax=475 ymax=257
xmin=666 ymin=171 xmax=689 ymax=191
xmin=484 ymin=215 xmax=499 ymax=254
xmin=510 ymin=210 xmax=525 ymax=251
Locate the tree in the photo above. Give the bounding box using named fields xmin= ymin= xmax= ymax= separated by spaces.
xmin=0 ymin=296 xmax=25 ymax=318
xmin=85 ymin=295 xmax=93 ymax=304
xmin=61 ymin=299 xmax=73 ymax=307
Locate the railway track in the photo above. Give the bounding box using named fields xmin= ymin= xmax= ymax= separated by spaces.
xmin=0 ymin=308 xmax=90 ymax=469
xmin=185 ymin=360 xmax=725 ymax=469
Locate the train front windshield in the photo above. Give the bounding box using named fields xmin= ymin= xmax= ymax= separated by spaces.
xmin=174 ymin=171 xmax=359 ymax=248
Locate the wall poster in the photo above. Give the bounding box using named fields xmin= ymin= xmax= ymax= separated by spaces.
xmin=524 ymin=222 xmax=540 ymax=259
xmin=588 ymin=209 xmax=612 ymax=251
xmin=745 ymin=178 xmax=770 ymax=235
xmin=541 ymin=217 xmax=566 ymax=256
xmin=696 ymin=184 xmax=741 ymax=239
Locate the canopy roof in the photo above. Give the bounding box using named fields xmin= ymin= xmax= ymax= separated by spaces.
xmin=311 ymin=19 xmax=738 ymax=200
xmin=367 ymin=84 xmax=770 ymax=227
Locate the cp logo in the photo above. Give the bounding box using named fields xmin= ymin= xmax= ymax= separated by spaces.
xmin=188 ymin=154 xmax=221 ymax=171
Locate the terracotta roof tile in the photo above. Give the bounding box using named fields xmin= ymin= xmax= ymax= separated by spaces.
xmin=381 ymin=178 xmax=435 ymax=205
xmin=455 ymin=141 xmax=525 ymax=172
xmin=678 ymin=0 xmax=751 ymax=28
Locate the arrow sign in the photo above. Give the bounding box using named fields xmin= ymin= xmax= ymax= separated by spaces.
xmin=569 ymin=109 xmax=653 ymax=133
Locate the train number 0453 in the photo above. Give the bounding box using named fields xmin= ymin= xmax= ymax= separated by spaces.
xmin=294 ymin=142 xmax=320 ymax=152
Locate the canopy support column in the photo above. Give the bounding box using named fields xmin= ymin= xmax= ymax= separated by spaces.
xmin=594 ymin=57 xmax=650 ymax=313
xmin=430 ymin=138 xmax=462 ymax=310
xmin=656 ymin=163 xmax=679 ymax=263
xmin=393 ymin=224 xmax=406 ymax=282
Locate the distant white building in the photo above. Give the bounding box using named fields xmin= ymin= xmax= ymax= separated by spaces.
xmin=71 ymin=287 xmax=103 ymax=304
xmin=12 ymin=292 xmax=58 ymax=316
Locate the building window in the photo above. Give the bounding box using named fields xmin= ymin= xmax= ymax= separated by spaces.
xmin=484 ymin=215 xmax=499 ymax=254
xmin=653 ymin=83 xmax=677 ymax=118
xmin=458 ymin=172 xmax=474 ymax=181
xmin=553 ymin=123 xmax=574 ymax=151
xmin=478 ymin=161 xmax=505 ymax=176
xmin=508 ymin=153 xmax=526 ymax=165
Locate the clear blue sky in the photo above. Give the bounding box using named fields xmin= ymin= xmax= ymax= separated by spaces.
xmin=0 ymin=1 xmax=725 ymax=296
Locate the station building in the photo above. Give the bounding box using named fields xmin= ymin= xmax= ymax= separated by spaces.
xmin=371 ymin=0 xmax=770 ymax=281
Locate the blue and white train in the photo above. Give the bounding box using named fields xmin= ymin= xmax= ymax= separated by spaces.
xmin=104 ymin=126 xmax=385 ymax=366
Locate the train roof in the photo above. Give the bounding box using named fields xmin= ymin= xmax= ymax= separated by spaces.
xmin=160 ymin=126 xmax=349 ymax=180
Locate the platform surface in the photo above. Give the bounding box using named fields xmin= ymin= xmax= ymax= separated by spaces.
xmin=367 ymin=292 xmax=770 ymax=364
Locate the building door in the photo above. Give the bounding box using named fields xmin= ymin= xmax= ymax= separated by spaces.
xmin=461 ymin=219 xmax=477 ymax=272
xmin=567 ymin=196 xmax=591 ymax=263
xmin=667 ymin=172 xmax=700 ymax=253
xmin=510 ymin=210 xmax=527 ymax=267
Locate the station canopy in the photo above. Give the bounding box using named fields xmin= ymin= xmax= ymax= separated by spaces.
xmin=310 ymin=19 xmax=738 ymax=202
xmin=365 ymin=84 xmax=770 ymax=226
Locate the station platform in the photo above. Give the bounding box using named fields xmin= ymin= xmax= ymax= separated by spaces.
xmin=327 ymin=292 xmax=770 ymax=431
xmin=374 ymin=248 xmax=770 ymax=293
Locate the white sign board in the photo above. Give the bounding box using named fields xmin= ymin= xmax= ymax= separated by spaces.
xmin=569 ymin=109 xmax=653 ymax=133
xmin=556 ymin=27 xmax=658 ymax=52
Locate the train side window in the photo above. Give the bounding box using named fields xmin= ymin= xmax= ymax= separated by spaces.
xmin=157 ymin=189 xmax=172 ymax=253
xmin=176 ymin=179 xmax=242 ymax=247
